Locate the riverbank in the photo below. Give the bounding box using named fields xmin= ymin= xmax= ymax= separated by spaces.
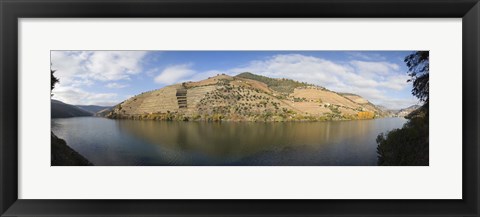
xmin=51 ymin=132 xmax=93 ymax=166
xmin=106 ymin=110 xmax=378 ymax=122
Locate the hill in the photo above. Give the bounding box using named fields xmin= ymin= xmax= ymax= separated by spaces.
xmin=95 ymin=108 xmax=113 ymax=117
xmin=106 ymin=73 xmax=384 ymax=122
xmin=235 ymin=72 xmax=311 ymax=95
xmin=51 ymin=99 xmax=93 ymax=118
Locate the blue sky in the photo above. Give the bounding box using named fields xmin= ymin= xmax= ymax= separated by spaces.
xmin=51 ymin=51 xmax=419 ymax=109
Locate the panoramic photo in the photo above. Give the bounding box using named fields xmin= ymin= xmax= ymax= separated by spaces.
xmin=50 ymin=51 xmax=429 ymax=166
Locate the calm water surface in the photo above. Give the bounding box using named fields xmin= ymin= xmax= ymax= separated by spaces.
xmin=51 ymin=117 xmax=407 ymax=166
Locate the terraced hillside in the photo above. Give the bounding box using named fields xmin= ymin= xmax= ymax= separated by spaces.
xmin=106 ymin=73 xmax=385 ymax=121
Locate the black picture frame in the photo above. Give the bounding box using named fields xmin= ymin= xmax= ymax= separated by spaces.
xmin=1 ymin=0 xmax=479 ymax=216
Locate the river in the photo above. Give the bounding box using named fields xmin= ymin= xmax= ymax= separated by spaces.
xmin=51 ymin=117 xmax=407 ymax=166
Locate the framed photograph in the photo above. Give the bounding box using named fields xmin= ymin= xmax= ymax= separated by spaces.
xmin=1 ymin=0 xmax=478 ymax=216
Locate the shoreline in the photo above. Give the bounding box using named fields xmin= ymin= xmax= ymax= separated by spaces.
xmin=53 ymin=115 xmax=405 ymax=123
xmin=51 ymin=132 xmax=93 ymax=166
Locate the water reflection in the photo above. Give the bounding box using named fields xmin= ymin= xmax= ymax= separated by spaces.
xmin=51 ymin=117 xmax=407 ymax=166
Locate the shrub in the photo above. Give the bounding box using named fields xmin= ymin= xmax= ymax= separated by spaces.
xmin=376 ymin=116 xmax=429 ymax=166
xmin=357 ymin=111 xmax=375 ymax=119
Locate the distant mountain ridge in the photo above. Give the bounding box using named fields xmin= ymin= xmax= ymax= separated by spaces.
xmin=52 ymin=99 xmax=114 ymax=118
xmin=75 ymin=105 xmax=112 ymax=114
xmin=395 ymin=105 xmax=421 ymax=117
xmin=105 ymin=73 xmax=389 ymax=122
xmin=376 ymin=104 xmax=422 ymax=118
xmin=51 ymin=99 xmax=93 ymax=118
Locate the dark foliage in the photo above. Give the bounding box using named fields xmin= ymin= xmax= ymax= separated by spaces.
xmin=377 ymin=113 xmax=429 ymax=166
xmin=51 ymin=69 xmax=59 ymax=95
xmin=376 ymin=51 xmax=429 ymax=166
xmin=405 ymin=51 xmax=429 ymax=103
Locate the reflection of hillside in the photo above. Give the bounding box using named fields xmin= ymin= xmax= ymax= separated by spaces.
xmin=115 ymin=119 xmax=378 ymax=159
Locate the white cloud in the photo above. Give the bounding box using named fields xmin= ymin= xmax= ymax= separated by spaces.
xmin=350 ymin=60 xmax=400 ymax=78
xmin=86 ymin=51 xmax=147 ymax=80
xmin=153 ymin=63 xmax=231 ymax=85
xmin=51 ymin=51 xmax=148 ymax=86
xmin=106 ymin=82 xmax=128 ymax=89
xmin=230 ymin=54 xmax=346 ymax=87
xmin=378 ymin=74 xmax=410 ymax=91
xmin=52 ymin=86 xmax=119 ymax=106
xmin=154 ymin=64 xmax=197 ymax=84
xmin=50 ymin=51 xmax=149 ymax=105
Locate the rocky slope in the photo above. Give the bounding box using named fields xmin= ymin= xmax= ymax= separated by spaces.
xmin=95 ymin=108 xmax=113 ymax=117
xmin=106 ymin=73 xmax=385 ymax=122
